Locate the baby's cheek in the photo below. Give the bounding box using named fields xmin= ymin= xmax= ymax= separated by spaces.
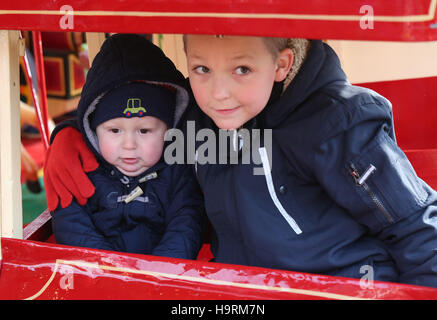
xmin=99 ymin=140 xmax=118 ymax=163
xmin=143 ymin=141 xmax=164 ymax=164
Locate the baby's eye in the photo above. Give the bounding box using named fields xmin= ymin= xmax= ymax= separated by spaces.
xmin=110 ymin=128 xmax=120 ymax=133
xmin=139 ymin=129 xmax=149 ymax=134
xmin=235 ymin=66 xmax=251 ymax=75
xmin=194 ymin=66 xmax=210 ymax=74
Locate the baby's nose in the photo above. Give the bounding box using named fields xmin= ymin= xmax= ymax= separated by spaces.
xmin=122 ymin=135 xmax=136 ymax=149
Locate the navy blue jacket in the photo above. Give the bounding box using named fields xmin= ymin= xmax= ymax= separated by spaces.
xmin=51 ymin=34 xmax=205 ymax=259
xmin=185 ymin=40 xmax=437 ymax=287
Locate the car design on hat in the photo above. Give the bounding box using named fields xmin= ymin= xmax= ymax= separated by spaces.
xmin=123 ymin=98 xmax=146 ymax=117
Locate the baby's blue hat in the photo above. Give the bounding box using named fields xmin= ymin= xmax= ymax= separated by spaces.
xmin=90 ymin=82 xmax=175 ymax=130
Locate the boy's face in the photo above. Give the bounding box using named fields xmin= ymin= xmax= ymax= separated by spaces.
xmin=186 ymin=35 xmax=292 ymax=129
xmin=96 ymin=116 xmax=167 ymax=177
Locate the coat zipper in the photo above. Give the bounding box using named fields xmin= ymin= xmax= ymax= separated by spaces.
xmin=348 ymin=163 xmax=395 ymax=224
xmin=259 ymin=147 xmax=302 ymax=235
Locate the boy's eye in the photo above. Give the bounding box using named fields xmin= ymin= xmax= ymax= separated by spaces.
xmin=139 ymin=129 xmax=149 ymax=134
xmin=194 ymin=66 xmax=210 ymax=74
xmin=235 ymin=66 xmax=251 ymax=75
xmin=110 ymin=128 xmax=120 ymax=133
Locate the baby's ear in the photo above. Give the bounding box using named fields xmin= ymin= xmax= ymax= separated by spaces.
xmin=275 ymin=48 xmax=293 ymax=82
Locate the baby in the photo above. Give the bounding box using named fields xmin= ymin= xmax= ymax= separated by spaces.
xmin=50 ymin=34 xmax=204 ymax=259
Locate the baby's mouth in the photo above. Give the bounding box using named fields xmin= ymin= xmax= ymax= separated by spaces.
xmin=122 ymin=158 xmax=138 ymax=165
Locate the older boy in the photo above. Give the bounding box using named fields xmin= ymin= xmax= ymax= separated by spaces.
xmin=45 ymin=35 xmax=437 ymax=287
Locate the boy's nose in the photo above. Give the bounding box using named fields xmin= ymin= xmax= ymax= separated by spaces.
xmin=211 ymin=75 xmax=231 ymax=101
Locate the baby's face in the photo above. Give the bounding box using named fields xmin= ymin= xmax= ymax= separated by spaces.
xmin=96 ymin=116 xmax=167 ymax=176
xmin=186 ymin=35 xmax=288 ymax=129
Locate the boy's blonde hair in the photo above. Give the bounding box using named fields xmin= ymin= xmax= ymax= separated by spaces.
xmin=182 ymin=35 xmax=310 ymax=88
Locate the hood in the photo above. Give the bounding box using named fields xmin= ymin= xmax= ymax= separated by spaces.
xmin=77 ymin=33 xmax=189 ymax=161
xmin=258 ymin=40 xmax=348 ymax=128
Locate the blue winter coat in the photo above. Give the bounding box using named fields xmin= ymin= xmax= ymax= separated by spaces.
xmin=51 ymin=34 xmax=205 ymax=259
xmin=185 ymin=40 xmax=437 ymax=287
xmin=52 ymin=162 xmax=204 ymax=258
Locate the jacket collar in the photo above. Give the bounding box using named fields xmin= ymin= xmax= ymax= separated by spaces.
xmin=257 ymin=40 xmax=348 ymax=129
xmin=101 ymin=159 xmax=167 ymax=185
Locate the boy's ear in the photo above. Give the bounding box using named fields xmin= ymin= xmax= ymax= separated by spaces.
xmin=274 ymin=48 xmax=293 ymax=82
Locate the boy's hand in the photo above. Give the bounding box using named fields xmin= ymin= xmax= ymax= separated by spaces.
xmin=44 ymin=127 xmax=98 ymax=211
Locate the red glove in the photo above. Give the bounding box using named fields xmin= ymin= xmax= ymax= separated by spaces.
xmin=44 ymin=126 xmax=99 ymax=211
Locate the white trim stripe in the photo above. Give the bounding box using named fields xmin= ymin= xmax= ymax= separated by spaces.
xmin=25 ymin=259 xmax=372 ymax=300
xmin=0 ymin=1 xmax=436 ymax=23
xmin=258 ymin=147 xmax=302 ymax=235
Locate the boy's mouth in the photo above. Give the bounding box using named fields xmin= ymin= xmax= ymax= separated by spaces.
xmin=215 ymin=106 xmax=240 ymax=116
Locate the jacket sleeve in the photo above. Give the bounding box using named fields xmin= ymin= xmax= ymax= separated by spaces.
xmin=152 ymin=164 xmax=205 ymax=260
xmin=51 ymin=200 xmax=118 ymax=252
xmin=309 ymin=98 xmax=437 ymax=288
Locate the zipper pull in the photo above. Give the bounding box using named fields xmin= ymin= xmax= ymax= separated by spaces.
xmin=349 ymin=163 xmax=377 ymax=186
xmin=358 ymin=164 xmax=377 ymax=185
